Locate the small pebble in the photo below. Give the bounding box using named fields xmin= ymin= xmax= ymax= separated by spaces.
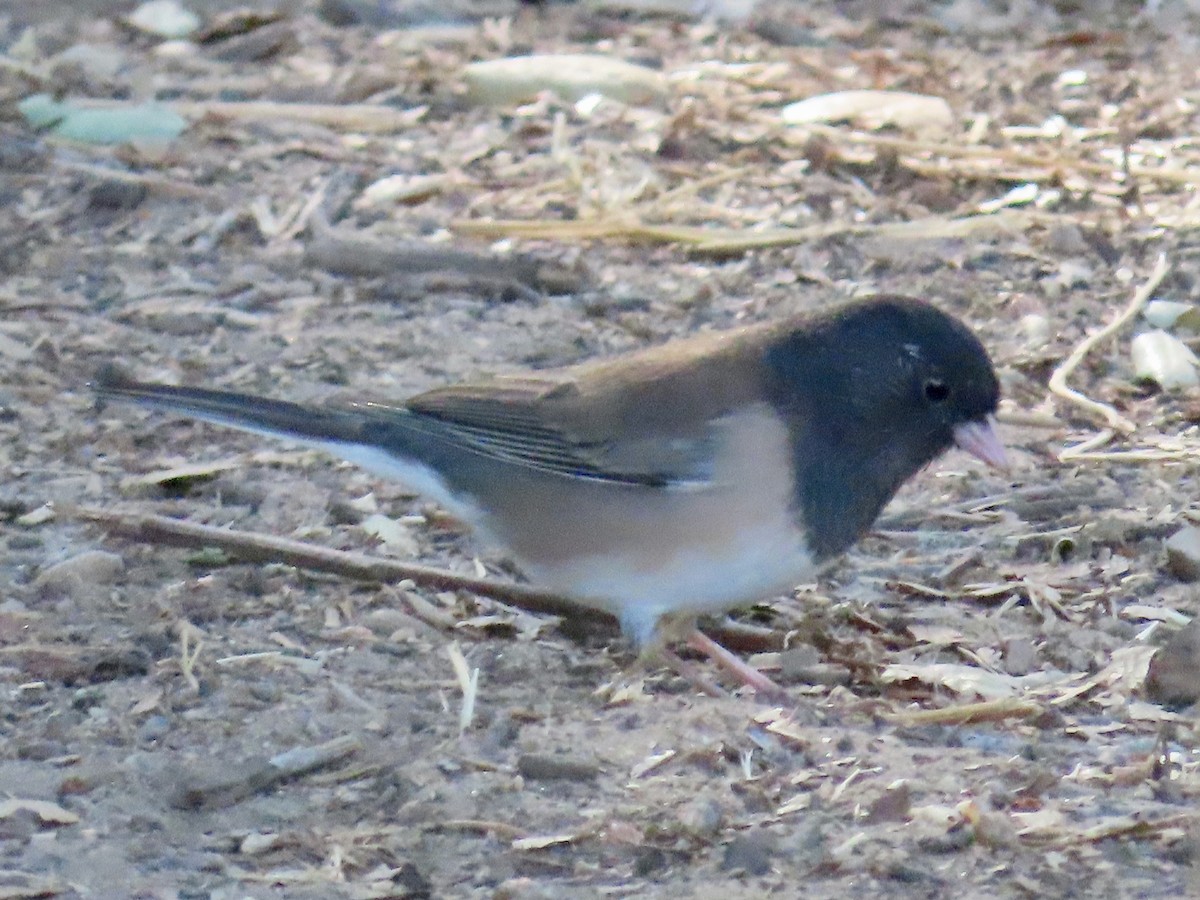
xmin=240 ymin=832 xmax=282 ymax=855
xmin=516 ymin=753 xmax=599 ymax=782
xmin=328 ymin=497 xmax=367 ymax=525
xmin=865 ymin=782 xmax=911 ymax=823
xmin=1146 ymin=619 xmax=1200 ymax=707
xmin=16 ymin=740 xmax=66 ymax=762
xmin=678 ymin=797 xmax=723 ymax=837
xmin=57 ymin=776 xmax=92 ymax=797
xmin=138 ymin=715 xmax=171 ymax=743
xmin=721 ymin=831 xmax=775 ymax=875
xmin=0 ymin=808 xmax=40 ymax=841
xmin=128 ymin=0 xmax=200 ymax=38
xmin=1018 ymin=313 xmax=1051 ymax=350
xmin=33 ymin=550 xmax=124 ymax=599
xmin=1132 ymin=330 xmax=1199 ymax=390
xmin=362 ymin=608 xmax=422 ymax=637
xmin=973 ymin=806 xmax=1020 ymax=848
xmin=1165 ymin=526 xmax=1200 ymax=582
xmin=481 ymin=713 xmax=520 ymax=756
xmin=1002 ymin=638 xmax=1038 ymax=675
xmin=246 ymin=681 xmax=283 ymax=704
xmin=778 ymin=643 xmax=819 ymax=673
xmin=633 ymin=847 xmax=669 ymax=876
xmin=915 ymin=823 xmax=975 ymax=854
xmin=1042 ymin=222 xmax=1089 ymax=256
xmin=463 ymin=54 xmax=667 ymax=107
xmin=494 ymin=878 xmax=559 ymax=900
xmin=89 ymin=180 xmax=148 ymax=210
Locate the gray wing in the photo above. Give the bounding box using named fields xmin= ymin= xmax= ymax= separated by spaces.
xmin=382 ymin=376 xmax=720 ymax=487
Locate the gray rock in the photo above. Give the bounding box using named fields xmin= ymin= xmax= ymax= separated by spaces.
xmin=1166 ymin=526 xmax=1200 ymax=582
xmin=33 ymin=550 xmax=124 ymax=599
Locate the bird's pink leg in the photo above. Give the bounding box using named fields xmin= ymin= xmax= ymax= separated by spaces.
xmin=687 ymin=629 xmax=789 ymax=702
xmin=656 ymin=645 xmax=726 ymax=698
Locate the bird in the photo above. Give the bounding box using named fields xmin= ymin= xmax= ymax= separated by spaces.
xmin=94 ymin=295 xmax=1006 ymax=696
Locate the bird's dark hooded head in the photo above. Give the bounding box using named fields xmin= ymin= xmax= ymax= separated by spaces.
xmin=763 ymin=296 xmax=1002 ymax=560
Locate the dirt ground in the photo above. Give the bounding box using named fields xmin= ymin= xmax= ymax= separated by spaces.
xmin=4 ymin=0 xmax=1200 ymax=897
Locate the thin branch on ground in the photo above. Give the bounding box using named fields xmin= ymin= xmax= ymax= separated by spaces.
xmin=1047 ymin=253 xmax=1169 ymax=435
xmin=169 ymin=735 xmax=362 ymax=810
xmin=73 ymin=507 xmax=784 ymax=651
xmin=72 ymin=505 xmax=611 ymax=625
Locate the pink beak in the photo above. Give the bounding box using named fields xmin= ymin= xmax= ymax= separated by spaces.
xmin=952 ymin=416 xmax=1008 ymax=469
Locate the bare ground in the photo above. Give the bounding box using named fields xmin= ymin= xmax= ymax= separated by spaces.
xmin=3 ymin=1 xmax=1200 ymax=897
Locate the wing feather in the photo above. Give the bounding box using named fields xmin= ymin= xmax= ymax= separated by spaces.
xmin=371 ymin=326 xmax=774 ymax=486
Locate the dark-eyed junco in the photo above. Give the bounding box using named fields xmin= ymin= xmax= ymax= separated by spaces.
xmin=94 ymin=295 xmax=1005 ymax=694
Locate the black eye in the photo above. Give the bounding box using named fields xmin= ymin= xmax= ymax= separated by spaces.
xmin=924 ymin=379 xmax=950 ymax=403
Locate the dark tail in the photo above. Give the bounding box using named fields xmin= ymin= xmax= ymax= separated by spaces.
xmin=91 ymin=364 xmax=372 ymax=445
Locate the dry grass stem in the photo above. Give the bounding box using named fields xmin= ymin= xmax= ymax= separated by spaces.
xmin=445 ymin=642 xmax=480 ymax=734
xmin=890 ymin=698 xmax=1045 ymax=726
xmin=785 ymin=124 xmax=1200 ymax=190
xmin=172 ymin=99 xmax=425 ymax=132
xmin=1048 ymin=253 xmax=1170 ymax=435
xmin=177 ymin=622 xmax=203 ymax=694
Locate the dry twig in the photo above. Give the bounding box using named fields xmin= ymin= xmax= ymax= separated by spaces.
xmin=56 ymin=160 xmax=208 ymax=199
xmin=453 ymin=209 xmax=1038 ymax=256
xmin=173 ymin=99 xmax=423 ymax=132
xmin=73 ymin=505 xmax=610 ymax=626
xmin=1047 ymin=253 xmax=1169 ymax=435
xmin=890 ymin=698 xmax=1044 ymax=726
xmin=784 ymin=124 xmax=1200 ymax=190
xmin=1024 ymin=813 xmax=1195 ymax=849
xmin=305 ymin=213 xmax=575 ymax=295
xmin=73 ymin=507 xmax=778 ymax=652
xmin=169 ymin=735 xmax=362 ymax=810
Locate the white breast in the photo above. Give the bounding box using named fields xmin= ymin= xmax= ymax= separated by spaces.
xmin=518 ymin=404 xmax=814 ymax=646
xmin=530 ymin=522 xmax=812 ymax=646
